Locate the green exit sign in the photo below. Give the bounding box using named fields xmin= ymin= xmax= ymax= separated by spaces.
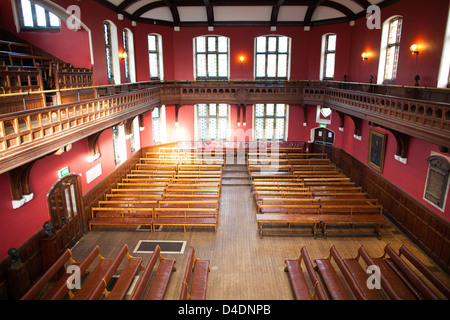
xmin=58 ymin=166 xmax=70 ymax=178
xmin=319 ymin=123 xmax=327 ymax=128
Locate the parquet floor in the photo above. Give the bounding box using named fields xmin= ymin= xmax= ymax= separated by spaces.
xmin=70 ymin=171 xmax=450 ymax=300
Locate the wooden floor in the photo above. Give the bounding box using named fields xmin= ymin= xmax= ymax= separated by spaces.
xmin=71 ymin=167 xmax=450 ymax=300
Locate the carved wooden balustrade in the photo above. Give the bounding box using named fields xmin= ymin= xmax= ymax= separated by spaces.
xmin=0 ymin=80 xmax=449 ymax=175
xmin=0 ymin=85 xmax=160 ymax=174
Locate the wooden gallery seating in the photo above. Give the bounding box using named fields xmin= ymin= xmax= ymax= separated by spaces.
xmin=21 ymin=244 xmax=178 ymax=300
xmin=285 ymin=245 xmax=450 ymax=300
xmin=250 ymin=152 xmax=386 ymax=238
xmin=180 ymin=246 xmax=210 ymax=300
xmin=88 ymin=148 xmax=223 ymax=232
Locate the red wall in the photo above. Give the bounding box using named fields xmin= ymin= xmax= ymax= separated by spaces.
xmin=1 ymin=0 xmax=449 ymax=259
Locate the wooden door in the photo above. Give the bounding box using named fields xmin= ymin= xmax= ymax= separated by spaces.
xmin=46 ymin=174 xmax=84 ymax=250
xmin=313 ymin=127 xmax=334 ymax=158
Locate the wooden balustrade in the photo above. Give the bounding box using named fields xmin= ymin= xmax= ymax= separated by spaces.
xmin=0 ymin=80 xmax=448 ymax=174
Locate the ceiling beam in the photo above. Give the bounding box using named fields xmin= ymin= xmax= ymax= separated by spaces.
xmin=270 ymin=0 xmax=285 ymax=27
xmin=203 ymin=0 xmax=214 ymax=27
xmin=131 ymin=1 xmax=167 ymax=21
xmin=162 ymin=0 xmax=181 ymax=27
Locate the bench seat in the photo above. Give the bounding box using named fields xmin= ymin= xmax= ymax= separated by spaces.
xmin=320 ymin=214 xmax=386 ymax=239
xmin=315 ymin=258 xmax=351 ymax=300
xmin=284 ymin=259 xmax=312 ymax=300
xmin=256 ymin=214 xmax=320 ymax=238
xmin=154 ymin=217 xmax=217 ymax=232
xmin=88 ymin=217 xmax=153 ymax=231
xmin=190 ymin=260 xmax=210 ymax=300
xmin=146 ymin=259 xmax=176 ymax=300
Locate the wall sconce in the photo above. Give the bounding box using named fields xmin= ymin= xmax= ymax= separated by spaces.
xmin=119 ymin=51 xmax=128 ymax=60
xmin=239 ymin=56 xmax=245 ymax=64
xmin=410 ymin=44 xmax=419 ymax=55
xmin=361 ymin=52 xmax=368 ymax=61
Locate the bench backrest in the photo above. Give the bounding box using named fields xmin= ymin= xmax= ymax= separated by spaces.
xmin=384 ymin=244 xmax=439 ymax=300
xmin=21 ymin=249 xmax=72 ymax=300
xmin=399 ymin=245 xmax=450 ymax=299
xmin=131 ymin=245 xmax=161 ymax=300
xmin=300 ymin=247 xmax=327 ymax=300
xmin=180 ymin=246 xmax=196 ymax=300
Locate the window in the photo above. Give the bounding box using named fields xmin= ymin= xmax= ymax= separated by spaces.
xmin=254 ymin=104 xmax=287 ymax=140
xmin=148 ymin=34 xmax=163 ymax=80
xmin=197 ymin=104 xmax=229 ymax=140
xmin=17 ymin=0 xmax=60 ymax=31
xmin=378 ymin=16 xmax=403 ymax=83
xmin=104 ymin=22 xmax=114 ymax=83
xmin=255 ymin=36 xmax=290 ymax=79
xmin=194 ymin=36 xmax=229 ymax=80
xmin=123 ymin=29 xmax=131 ymax=82
xmin=129 ymin=117 xmax=140 ymax=154
xmin=321 ymin=34 xmax=336 ymax=80
xmin=112 ymin=125 xmax=127 ymax=165
xmin=152 ymin=107 xmax=161 ymax=144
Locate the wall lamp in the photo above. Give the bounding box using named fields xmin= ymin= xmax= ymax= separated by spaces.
xmin=410 ymin=44 xmax=419 ymax=55
xmin=361 ymin=52 xmax=368 ymax=61
xmin=119 ymin=51 xmax=128 ymax=60
xmin=239 ymin=56 xmax=245 ymax=64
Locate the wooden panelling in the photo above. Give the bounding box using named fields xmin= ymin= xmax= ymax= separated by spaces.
xmin=332 ymin=147 xmax=450 ymax=273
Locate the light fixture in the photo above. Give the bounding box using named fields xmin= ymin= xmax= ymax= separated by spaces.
xmin=410 ymin=44 xmax=419 ymax=55
xmin=119 ymin=51 xmax=128 ymax=60
xmin=361 ymin=52 xmax=368 ymax=61
xmin=239 ymin=56 xmax=245 ymax=64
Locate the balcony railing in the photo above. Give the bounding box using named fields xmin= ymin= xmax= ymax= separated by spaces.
xmin=0 ymin=80 xmax=449 ymax=174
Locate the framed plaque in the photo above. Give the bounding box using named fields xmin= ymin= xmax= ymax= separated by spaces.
xmin=424 ymin=155 xmax=450 ymax=210
xmin=368 ymin=129 xmax=387 ymax=173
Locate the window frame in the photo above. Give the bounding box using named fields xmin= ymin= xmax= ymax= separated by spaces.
xmin=322 ymin=34 xmax=336 ymax=80
xmin=104 ymin=21 xmax=115 ymax=84
xmin=148 ymin=33 xmax=163 ymax=80
xmin=383 ymin=16 xmax=403 ymax=83
xmin=194 ymin=35 xmax=230 ymax=81
xmin=253 ymin=104 xmax=288 ymax=141
xmin=254 ymin=35 xmax=291 ymax=80
xmin=196 ymin=104 xmax=229 ymax=141
xmin=16 ymin=0 xmax=60 ymax=32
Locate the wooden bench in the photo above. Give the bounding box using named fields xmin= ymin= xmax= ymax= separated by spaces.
xmin=284 ymin=246 xmax=327 ymax=300
xmin=329 ymin=245 xmax=382 ymax=300
xmin=320 ymin=204 xmax=385 ymax=239
xmin=256 ymin=214 xmax=320 ymax=238
xmin=254 ymin=191 xmax=312 ymax=201
xmin=398 ymin=245 xmax=450 ymax=299
xmin=356 ymin=245 xmax=415 ymax=300
xmin=92 ymin=207 xmax=154 ymax=218
xmin=131 ymin=245 xmax=176 ymax=300
xmin=20 ymin=249 xmax=75 ymax=300
xmin=180 ymin=247 xmax=210 ymax=300
xmin=383 ymin=244 xmax=439 ymax=300
xmin=159 ymin=200 xmax=219 ymax=209
xmin=314 ymin=247 xmax=351 ymax=300
xmin=73 ymin=244 xmax=142 ymax=300
xmin=258 ymin=203 xmax=320 ymax=214
xmin=88 ymin=217 xmax=154 ymax=231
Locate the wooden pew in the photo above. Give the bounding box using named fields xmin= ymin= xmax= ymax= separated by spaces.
xmin=356 ymin=245 xmax=415 ymax=300
xmin=314 ymin=247 xmax=352 ymax=300
xmin=159 ymin=200 xmax=219 ymax=209
xmin=284 ymin=246 xmax=327 ymax=300
xmin=180 ymin=247 xmax=210 ymax=300
xmin=398 ymin=245 xmax=450 ymax=299
xmin=320 ymin=204 xmax=385 ymax=239
xmin=20 ymin=249 xmax=74 ymax=300
xmin=256 ymin=214 xmax=320 ymax=238
xmin=72 ymin=244 xmax=142 ymax=300
xmin=258 ymin=202 xmax=320 ymax=214
xmin=329 ymin=245 xmax=382 ymax=300
xmin=383 ymin=244 xmax=440 ymax=300
xmin=131 ymin=245 xmax=176 ymax=300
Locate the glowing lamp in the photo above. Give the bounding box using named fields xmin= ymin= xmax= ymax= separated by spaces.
xmin=239 ymin=56 xmax=245 ymax=64
xmin=361 ymin=52 xmax=368 ymax=61
xmin=410 ymin=44 xmax=419 ymax=55
xmin=119 ymin=51 xmax=128 ymax=60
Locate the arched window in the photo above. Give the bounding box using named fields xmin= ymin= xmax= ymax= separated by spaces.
xmin=255 ymin=35 xmax=290 ymax=80
xmin=437 ymin=4 xmax=450 ymax=88
xmin=194 ymin=35 xmax=229 ymax=80
xmin=148 ymin=33 xmax=163 ymax=80
xmin=196 ymin=104 xmax=229 ymax=140
xmin=378 ymin=16 xmax=403 ymax=84
xmin=254 ymin=104 xmax=288 ymax=141
xmin=103 ymin=20 xmax=120 ymax=84
xmin=123 ymin=28 xmax=136 ymax=83
xmin=16 ymin=0 xmax=60 ymax=31
xmin=320 ymin=33 xmax=336 ymax=80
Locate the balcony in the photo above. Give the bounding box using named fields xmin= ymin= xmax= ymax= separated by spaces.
xmin=0 ymin=80 xmax=449 ymax=175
